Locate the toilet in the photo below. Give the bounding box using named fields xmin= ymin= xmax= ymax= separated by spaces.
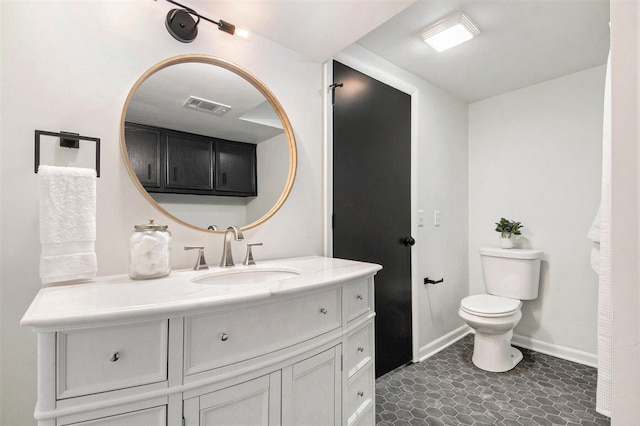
xmin=459 ymin=247 xmax=543 ymax=372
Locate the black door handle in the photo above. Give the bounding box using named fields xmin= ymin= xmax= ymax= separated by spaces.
xmin=403 ymin=236 xmax=415 ymax=246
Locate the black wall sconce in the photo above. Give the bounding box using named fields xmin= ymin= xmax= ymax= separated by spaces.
xmin=164 ymin=0 xmax=235 ymax=43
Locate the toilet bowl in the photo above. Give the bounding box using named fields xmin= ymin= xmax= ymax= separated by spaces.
xmin=459 ymin=248 xmax=542 ymax=372
xmin=459 ymin=294 xmax=523 ymax=372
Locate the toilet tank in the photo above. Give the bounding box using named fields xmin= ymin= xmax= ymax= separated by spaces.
xmin=480 ymin=248 xmax=543 ymax=300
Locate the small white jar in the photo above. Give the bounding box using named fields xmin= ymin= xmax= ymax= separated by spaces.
xmin=129 ymin=219 xmax=171 ymax=279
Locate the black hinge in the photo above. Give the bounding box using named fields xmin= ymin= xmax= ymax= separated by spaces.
xmin=332 ymin=213 xmax=335 ymax=229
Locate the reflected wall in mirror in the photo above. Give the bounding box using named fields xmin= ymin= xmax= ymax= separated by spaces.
xmin=120 ymin=55 xmax=297 ymax=232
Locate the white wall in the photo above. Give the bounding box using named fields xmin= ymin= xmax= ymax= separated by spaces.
xmin=250 ymin=133 xmax=290 ymax=224
xmin=0 ymin=1 xmax=324 ymax=424
xmin=336 ymin=44 xmax=469 ymax=358
xmin=153 ymin=192 xmax=249 ymax=230
xmin=469 ymin=66 xmax=606 ymax=358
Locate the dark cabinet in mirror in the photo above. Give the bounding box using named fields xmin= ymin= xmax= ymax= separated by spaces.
xmin=125 ymin=123 xmax=257 ymax=196
xmin=120 ymin=55 xmax=296 ymax=232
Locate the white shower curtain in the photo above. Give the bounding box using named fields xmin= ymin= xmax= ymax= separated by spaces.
xmin=596 ymin=48 xmax=612 ymax=418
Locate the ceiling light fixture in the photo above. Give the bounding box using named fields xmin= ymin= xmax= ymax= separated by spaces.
xmin=164 ymin=0 xmax=236 ymax=43
xmin=420 ymin=11 xmax=480 ymax=52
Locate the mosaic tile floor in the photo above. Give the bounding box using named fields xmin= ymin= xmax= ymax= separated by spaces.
xmin=375 ymin=335 xmax=610 ymax=426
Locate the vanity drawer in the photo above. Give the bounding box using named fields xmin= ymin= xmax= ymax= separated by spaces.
xmin=184 ymin=288 xmax=341 ymax=375
xmin=346 ymin=322 xmax=373 ymax=379
xmin=346 ymin=365 xmax=374 ymax=424
xmin=62 ymin=405 xmax=166 ymax=426
xmin=344 ymin=278 xmax=373 ymax=323
xmin=56 ymin=320 xmax=168 ymax=399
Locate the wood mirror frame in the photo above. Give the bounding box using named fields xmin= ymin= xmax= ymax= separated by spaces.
xmin=120 ymin=55 xmax=297 ymax=232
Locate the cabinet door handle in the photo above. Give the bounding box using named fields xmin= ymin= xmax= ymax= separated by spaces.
xmin=109 ymin=352 xmax=120 ymax=362
xmin=358 ymin=391 xmax=364 ymax=397
xmin=356 ymin=294 xmax=364 ymax=300
xmin=222 ymin=172 xmax=227 ymax=185
xmin=147 ymin=164 xmax=151 ymax=180
xmin=220 ymin=333 xmax=229 ymax=342
xmin=173 ymin=167 xmax=178 ymax=181
xmin=319 ymin=308 xmax=327 ymax=315
xmin=357 ymin=347 xmax=364 ymax=353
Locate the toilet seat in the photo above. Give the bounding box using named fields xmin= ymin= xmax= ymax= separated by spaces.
xmin=460 ymin=294 xmax=521 ymax=318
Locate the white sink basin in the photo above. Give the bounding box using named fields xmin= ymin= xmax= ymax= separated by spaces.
xmin=193 ymin=268 xmax=301 ymax=285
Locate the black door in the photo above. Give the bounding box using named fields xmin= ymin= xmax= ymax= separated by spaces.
xmin=332 ymin=61 xmax=413 ymax=378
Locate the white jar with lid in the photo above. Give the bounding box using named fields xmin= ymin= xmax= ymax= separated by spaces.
xmin=129 ymin=219 xmax=171 ymax=279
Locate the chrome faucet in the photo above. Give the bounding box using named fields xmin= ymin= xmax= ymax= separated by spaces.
xmin=184 ymin=246 xmax=208 ymax=270
xmin=243 ymin=242 xmax=263 ymax=266
xmin=219 ymin=226 xmax=244 ymax=267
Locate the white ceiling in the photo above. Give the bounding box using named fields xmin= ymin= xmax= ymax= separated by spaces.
xmin=182 ymin=0 xmax=610 ymax=102
xmin=188 ymin=0 xmax=416 ymax=63
xmin=356 ymin=0 xmax=610 ymax=102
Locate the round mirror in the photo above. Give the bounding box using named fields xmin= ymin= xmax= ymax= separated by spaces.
xmin=120 ymin=55 xmax=297 ymax=232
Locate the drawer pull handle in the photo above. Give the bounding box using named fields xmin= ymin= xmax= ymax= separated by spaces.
xmin=320 ymin=308 xmax=327 ymax=315
xmin=109 ymin=352 xmax=120 ymax=362
xmin=356 ymin=294 xmax=364 ymax=300
xmin=357 ymin=346 xmax=364 ymax=353
xmin=220 ymin=333 xmax=229 ymax=342
xmin=358 ymin=391 xmax=364 ymax=397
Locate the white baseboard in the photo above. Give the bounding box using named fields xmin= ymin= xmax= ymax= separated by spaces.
xmin=511 ymin=334 xmax=598 ymax=368
xmin=417 ymin=326 xmax=471 ymax=362
xmin=416 ymin=327 xmax=598 ymax=368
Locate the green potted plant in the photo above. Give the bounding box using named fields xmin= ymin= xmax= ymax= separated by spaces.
xmin=494 ymin=217 xmax=523 ymax=248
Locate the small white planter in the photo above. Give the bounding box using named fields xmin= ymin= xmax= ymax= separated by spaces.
xmin=500 ymin=237 xmax=514 ymax=249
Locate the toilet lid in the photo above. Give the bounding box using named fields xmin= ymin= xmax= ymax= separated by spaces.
xmin=461 ymin=294 xmax=521 ymax=317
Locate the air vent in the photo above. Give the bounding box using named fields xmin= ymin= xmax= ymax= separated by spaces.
xmin=184 ymin=96 xmax=231 ymax=116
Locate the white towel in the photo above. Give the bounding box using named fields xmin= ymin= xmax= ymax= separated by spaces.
xmin=38 ymin=165 xmax=97 ymax=285
xmin=588 ymin=206 xmax=601 ymax=274
xmin=587 ymin=206 xmax=601 ymax=243
xmin=596 ymin=48 xmax=612 ymax=418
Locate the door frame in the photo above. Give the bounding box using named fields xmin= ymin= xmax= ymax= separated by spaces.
xmin=323 ymin=52 xmax=420 ymax=363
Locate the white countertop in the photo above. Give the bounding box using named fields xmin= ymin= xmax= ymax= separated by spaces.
xmin=21 ymin=256 xmax=382 ymax=331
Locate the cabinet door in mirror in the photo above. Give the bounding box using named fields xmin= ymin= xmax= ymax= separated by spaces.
xmin=120 ymin=55 xmax=296 ymax=232
xmin=165 ymin=132 xmax=213 ymax=191
xmin=216 ymin=140 xmax=257 ymax=195
xmin=124 ymin=126 xmax=161 ymax=189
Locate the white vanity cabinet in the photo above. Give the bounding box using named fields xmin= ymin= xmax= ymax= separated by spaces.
xmin=344 ymin=281 xmax=376 ymax=425
xmin=184 ymin=345 xmax=342 ymax=426
xmin=21 ymin=256 xmax=380 ymax=426
xmin=184 ymin=373 xmax=278 ymax=426
xmin=283 ymin=345 xmax=342 ymax=426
